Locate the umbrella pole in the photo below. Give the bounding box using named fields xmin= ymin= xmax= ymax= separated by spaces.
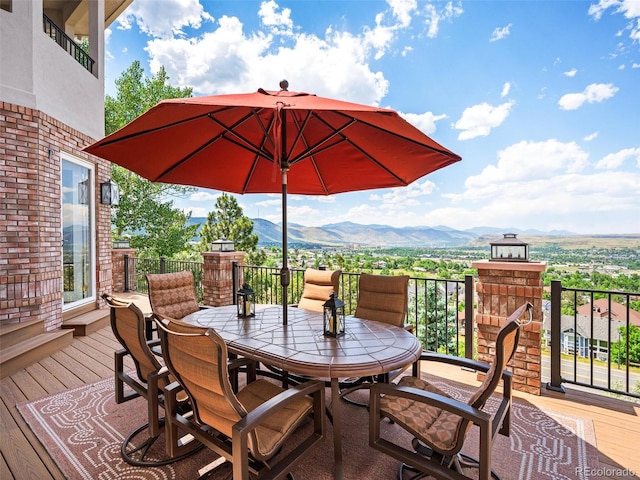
xmin=280 ymin=169 xmax=290 ymax=326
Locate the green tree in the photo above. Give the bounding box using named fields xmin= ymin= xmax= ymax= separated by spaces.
xmin=105 ymin=61 xmax=197 ymax=258
xmin=199 ymin=193 xmax=265 ymax=265
xmin=611 ymin=325 xmax=640 ymax=365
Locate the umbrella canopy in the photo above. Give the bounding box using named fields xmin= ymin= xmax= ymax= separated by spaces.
xmin=85 ymin=82 xmax=461 ymax=324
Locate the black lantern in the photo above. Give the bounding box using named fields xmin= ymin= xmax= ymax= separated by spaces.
xmin=100 ymin=179 xmax=120 ymax=205
xmin=323 ymin=293 xmax=345 ymax=337
xmin=490 ymin=233 xmax=529 ymax=262
xmin=211 ymin=238 xmax=235 ymax=252
xmin=237 ymin=283 xmax=255 ymax=318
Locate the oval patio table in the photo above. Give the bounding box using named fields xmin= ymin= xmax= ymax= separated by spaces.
xmin=181 ymin=304 xmax=422 ymax=480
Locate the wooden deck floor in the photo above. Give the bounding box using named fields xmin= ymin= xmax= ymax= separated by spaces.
xmin=1 ymin=327 xmax=639 ymax=480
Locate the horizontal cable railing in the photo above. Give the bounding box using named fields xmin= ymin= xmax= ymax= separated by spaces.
xmin=42 ymin=14 xmax=94 ymax=73
xmin=548 ymin=280 xmax=640 ymax=399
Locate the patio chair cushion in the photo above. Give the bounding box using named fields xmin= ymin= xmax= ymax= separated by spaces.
xmin=236 ymin=378 xmax=314 ymax=458
xmin=147 ymin=271 xmax=200 ymax=319
xmin=297 ymin=268 xmax=341 ymax=313
xmin=379 ymin=375 xmax=466 ymax=454
xmin=355 ymin=273 xmax=409 ymax=327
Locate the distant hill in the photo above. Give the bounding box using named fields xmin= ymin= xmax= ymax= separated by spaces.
xmin=187 ymin=217 xmax=576 ymax=248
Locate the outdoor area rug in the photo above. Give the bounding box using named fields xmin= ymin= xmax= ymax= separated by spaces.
xmin=17 ymin=373 xmax=600 ymax=480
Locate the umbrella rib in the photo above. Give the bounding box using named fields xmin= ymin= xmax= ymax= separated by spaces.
xmin=288 ymin=112 xmax=330 ymax=194
xmin=156 ymin=109 xmax=275 ymax=180
xmin=92 ymin=106 xmax=237 ymax=147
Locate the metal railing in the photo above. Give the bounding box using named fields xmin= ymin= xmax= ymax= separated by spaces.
xmin=236 ymin=263 xmax=474 ymax=358
xmin=123 ymin=256 xmax=204 ymax=302
xmin=43 ymin=14 xmax=94 ymax=73
xmin=547 ymin=280 xmax=640 ymax=399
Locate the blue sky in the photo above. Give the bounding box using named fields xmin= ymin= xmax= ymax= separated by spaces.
xmin=105 ymin=0 xmax=640 ymax=235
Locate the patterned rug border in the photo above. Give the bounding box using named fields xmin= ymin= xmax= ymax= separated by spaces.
xmin=17 ymin=375 xmax=601 ymax=480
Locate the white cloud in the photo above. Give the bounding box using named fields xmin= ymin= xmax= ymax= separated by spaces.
xmin=595 ymin=147 xmax=640 ymax=169
xmin=422 ymin=1 xmax=463 ymax=39
xmin=558 ymin=83 xmax=619 ymax=110
xmin=633 ymin=63 xmax=640 ymax=68
xmin=584 ymin=131 xmax=599 ymax=141
xmin=189 ymin=191 xmax=220 ymax=202
xmin=388 ymin=0 xmax=418 ymax=28
xmin=258 ymin=0 xmax=293 ymax=32
xmin=589 ymin=0 xmax=640 ymax=43
xmin=118 ymin=0 xmax=213 ymax=39
xmin=501 ymin=82 xmax=511 ymax=97
xmin=399 ymin=111 xmax=448 ymax=134
xmin=434 ymin=139 xmax=640 ymax=233
xmin=182 ymin=206 xmax=210 ymax=217
xmin=490 ymin=23 xmax=512 ymax=42
xmin=453 ymin=100 xmax=515 ymax=140
xmin=564 ymin=68 xmax=578 ymax=77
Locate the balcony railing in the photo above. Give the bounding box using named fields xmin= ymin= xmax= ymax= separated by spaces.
xmin=548 ymin=280 xmax=640 ymax=399
xmin=119 ymin=255 xmax=640 ymax=399
xmin=42 ymin=14 xmax=94 ymax=73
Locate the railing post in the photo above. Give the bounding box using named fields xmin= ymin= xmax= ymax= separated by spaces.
xmin=464 ymin=274 xmax=474 ymax=359
xmin=160 ymin=257 xmax=166 ymax=274
xmin=547 ymin=280 xmax=566 ymax=392
xmin=123 ymin=255 xmax=130 ymax=292
xmin=232 ymin=261 xmax=238 ymax=305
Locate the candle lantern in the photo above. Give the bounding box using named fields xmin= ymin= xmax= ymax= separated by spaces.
xmin=323 ymin=293 xmax=345 ymax=337
xmin=490 ymin=233 xmax=529 ymax=262
xmin=237 ymin=283 xmax=255 ymax=318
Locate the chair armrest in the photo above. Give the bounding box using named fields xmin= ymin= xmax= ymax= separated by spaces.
xmin=228 ymin=357 xmax=256 ymax=371
xmin=419 ymin=352 xmax=492 ymax=374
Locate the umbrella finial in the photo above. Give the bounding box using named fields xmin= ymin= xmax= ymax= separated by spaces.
xmin=279 ymin=79 xmax=289 ymax=91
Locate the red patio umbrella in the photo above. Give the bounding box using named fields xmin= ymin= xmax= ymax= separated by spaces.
xmin=85 ymin=81 xmax=461 ymax=324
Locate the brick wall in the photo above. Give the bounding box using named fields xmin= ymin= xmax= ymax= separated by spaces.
xmin=471 ymin=260 xmax=546 ymax=395
xmin=0 ymin=102 xmax=112 ymax=329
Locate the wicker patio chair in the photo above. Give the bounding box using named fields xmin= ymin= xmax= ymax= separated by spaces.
xmin=369 ymin=302 xmax=533 ymax=480
xmin=102 ymin=293 xmax=200 ymax=467
xmin=155 ymin=315 xmax=325 ymax=480
xmin=295 ymin=268 xmax=341 ymax=312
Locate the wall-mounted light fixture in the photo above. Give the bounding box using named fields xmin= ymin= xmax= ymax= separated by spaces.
xmin=100 ymin=179 xmax=120 ymax=205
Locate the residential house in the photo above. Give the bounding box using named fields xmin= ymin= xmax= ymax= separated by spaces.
xmin=542 ymin=298 xmax=638 ymax=361
xmin=1 ymin=0 xmax=131 ymax=369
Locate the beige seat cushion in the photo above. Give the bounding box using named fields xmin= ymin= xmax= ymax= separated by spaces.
xmin=379 ymin=376 xmax=466 ymax=455
xmin=236 ymin=379 xmax=313 ymax=458
xmin=297 ymin=269 xmax=341 ymax=313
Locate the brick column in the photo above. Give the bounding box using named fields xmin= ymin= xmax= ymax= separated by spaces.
xmin=202 ymin=251 xmax=246 ymax=307
xmin=111 ymin=248 xmax=137 ymax=294
xmin=471 ymin=260 xmax=546 ymax=395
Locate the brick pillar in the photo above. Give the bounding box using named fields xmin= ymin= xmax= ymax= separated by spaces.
xmin=111 ymin=249 xmax=137 ymax=293
xmin=471 ymin=260 xmax=546 ymax=395
xmin=202 ymin=251 xmax=246 ymax=307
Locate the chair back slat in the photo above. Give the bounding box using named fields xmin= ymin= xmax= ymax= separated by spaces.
xmin=354 ymin=273 xmax=409 ymax=327
xmin=147 ymin=271 xmax=200 ymax=319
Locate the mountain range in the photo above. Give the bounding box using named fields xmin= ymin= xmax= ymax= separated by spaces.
xmin=188 ymin=217 xmax=574 ymax=248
